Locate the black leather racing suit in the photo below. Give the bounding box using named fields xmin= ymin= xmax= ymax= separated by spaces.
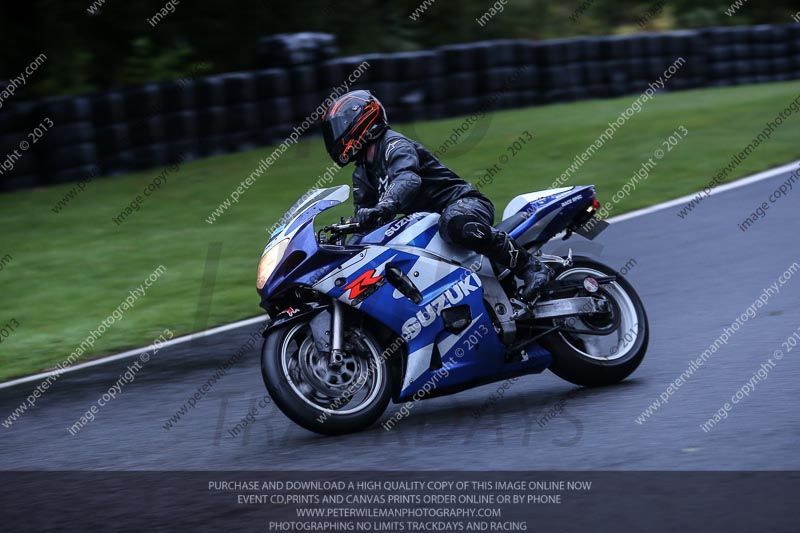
xmin=352 ymin=129 xmax=549 ymax=298
xmin=353 ymin=130 xmax=486 ymax=215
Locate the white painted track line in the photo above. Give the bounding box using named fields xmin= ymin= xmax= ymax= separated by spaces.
xmin=607 ymin=159 xmax=799 ymax=224
xmin=2 ymin=159 xmax=797 ymax=389
xmin=0 ymin=316 xmax=266 ymax=390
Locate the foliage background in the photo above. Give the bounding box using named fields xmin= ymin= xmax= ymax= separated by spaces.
xmin=1 ymin=0 xmax=798 ymax=97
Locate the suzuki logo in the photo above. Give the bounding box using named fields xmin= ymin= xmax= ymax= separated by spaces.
xmin=384 ymin=216 xmax=411 ymax=237
xmin=401 ymin=273 xmax=480 ymax=341
xmin=385 ymin=213 xmax=425 ymax=238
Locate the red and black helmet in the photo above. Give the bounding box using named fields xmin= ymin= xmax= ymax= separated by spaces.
xmin=321 ymin=90 xmax=388 ymax=166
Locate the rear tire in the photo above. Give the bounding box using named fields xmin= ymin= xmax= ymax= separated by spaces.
xmin=261 ymin=320 xmax=392 ymax=435
xmin=541 ymin=256 xmax=649 ymax=387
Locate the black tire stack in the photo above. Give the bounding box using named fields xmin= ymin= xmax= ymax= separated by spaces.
xmin=438 ymin=43 xmax=484 ymax=117
xmin=92 ymin=84 xmax=172 ymax=175
xmin=255 ymin=68 xmax=292 ymax=145
xmin=218 ymin=72 xmax=261 ymax=153
xmin=288 ymin=63 xmax=322 ymax=131
xmin=259 ymin=32 xmax=340 ymax=145
xmin=704 ymin=24 xmax=800 ymax=87
xmin=513 ymin=40 xmax=541 ymax=107
xmin=194 ymin=75 xmax=230 ymax=158
xmin=705 ymin=25 xmax=760 ymax=87
xmin=538 ymin=38 xmax=586 ymax=102
xmin=597 ymin=35 xmax=633 ymax=98
xmin=257 ymin=33 xmax=339 ymax=70
xmin=359 ymin=53 xmax=400 ymax=118
xmin=31 ymin=96 xmax=97 ymax=185
xmin=3 ymin=25 xmax=800 ymax=191
xmin=160 ymin=79 xmax=200 ymax=163
xmin=389 ymin=50 xmax=445 ymax=121
xmin=792 ymin=25 xmax=800 ymax=78
xmin=475 ymin=39 xmax=529 ymax=109
xmin=0 ymin=99 xmax=41 ymax=191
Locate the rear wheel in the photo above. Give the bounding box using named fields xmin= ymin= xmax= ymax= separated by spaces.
xmin=261 ymin=319 xmax=392 ymax=435
xmin=541 ymin=257 xmax=648 ymax=386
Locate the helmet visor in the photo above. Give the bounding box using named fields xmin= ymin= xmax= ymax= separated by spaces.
xmin=322 ymin=111 xmax=355 ymax=147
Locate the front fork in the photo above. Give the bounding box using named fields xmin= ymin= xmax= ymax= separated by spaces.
xmin=329 ymin=299 xmax=346 ymax=366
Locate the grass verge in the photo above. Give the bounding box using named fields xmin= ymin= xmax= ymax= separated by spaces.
xmin=1 ymin=80 xmax=799 ymax=381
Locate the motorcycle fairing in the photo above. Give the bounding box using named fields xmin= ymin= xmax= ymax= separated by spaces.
xmin=259 ymin=184 xmax=582 ymax=401
xmin=501 ymin=185 xmax=596 ymax=246
xmin=259 ymin=185 xmax=363 ymax=307
xmin=312 ymin=244 xmax=506 ymax=400
xmin=360 ymin=212 xmax=481 ymax=268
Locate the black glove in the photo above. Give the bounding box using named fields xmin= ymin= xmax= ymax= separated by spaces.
xmin=356 ymin=202 xmax=395 ymax=228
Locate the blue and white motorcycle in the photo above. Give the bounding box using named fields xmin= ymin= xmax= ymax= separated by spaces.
xmin=257 ymin=184 xmax=648 ymax=434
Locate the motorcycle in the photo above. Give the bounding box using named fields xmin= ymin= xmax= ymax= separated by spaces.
xmin=256 ymin=184 xmax=648 ymax=435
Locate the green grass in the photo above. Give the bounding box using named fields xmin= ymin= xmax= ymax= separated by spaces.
xmin=2 ymin=81 xmax=799 ymax=381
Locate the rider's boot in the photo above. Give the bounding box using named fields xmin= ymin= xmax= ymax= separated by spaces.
xmin=485 ymin=229 xmax=552 ymax=301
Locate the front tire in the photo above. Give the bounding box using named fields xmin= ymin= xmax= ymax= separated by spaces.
xmin=261 ymin=320 xmax=392 ymax=435
xmin=541 ymin=256 xmax=649 ymax=387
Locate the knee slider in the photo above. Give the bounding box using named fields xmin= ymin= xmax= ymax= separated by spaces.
xmin=460 ymin=221 xmax=494 ymax=249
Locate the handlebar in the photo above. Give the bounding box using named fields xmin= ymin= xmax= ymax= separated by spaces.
xmin=328 ymin=221 xmax=362 ymax=233
xmin=318 ymin=219 xmax=363 ymax=244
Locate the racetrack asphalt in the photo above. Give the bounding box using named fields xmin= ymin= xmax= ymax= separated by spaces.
xmin=2 ymin=164 xmax=799 ymax=471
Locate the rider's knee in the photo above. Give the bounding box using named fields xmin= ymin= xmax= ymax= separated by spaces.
xmin=459 ymin=221 xmax=493 ymax=249
xmin=439 ymin=212 xmax=466 ymax=244
xmin=441 ymin=214 xmax=493 ymax=251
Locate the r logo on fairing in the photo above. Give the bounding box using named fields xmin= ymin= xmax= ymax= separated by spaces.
xmin=344 ymin=269 xmax=384 ymax=300
xmin=401 ymin=273 xmax=480 ymax=341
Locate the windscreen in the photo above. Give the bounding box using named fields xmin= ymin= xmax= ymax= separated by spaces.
xmin=268 ymin=185 xmax=350 ymax=240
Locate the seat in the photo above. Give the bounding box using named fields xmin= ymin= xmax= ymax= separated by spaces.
xmin=494 ymin=211 xmax=529 ymax=234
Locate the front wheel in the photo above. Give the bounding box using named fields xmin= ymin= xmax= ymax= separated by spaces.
xmin=261 ymin=320 xmax=392 ymax=435
xmin=541 ymin=256 xmax=649 ymax=387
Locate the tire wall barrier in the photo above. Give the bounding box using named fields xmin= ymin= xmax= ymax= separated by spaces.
xmin=2 ymin=24 xmax=800 ymax=191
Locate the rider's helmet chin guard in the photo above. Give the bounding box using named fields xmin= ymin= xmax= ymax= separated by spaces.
xmin=321 ymin=90 xmax=388 ymax=167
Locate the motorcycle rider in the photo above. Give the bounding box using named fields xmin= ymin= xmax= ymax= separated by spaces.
xmin=320 ymin=90 xmax=551 ymax=300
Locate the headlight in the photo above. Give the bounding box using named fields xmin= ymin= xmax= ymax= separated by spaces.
xmin=257 ymin=238 xmax=290 ymax=289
